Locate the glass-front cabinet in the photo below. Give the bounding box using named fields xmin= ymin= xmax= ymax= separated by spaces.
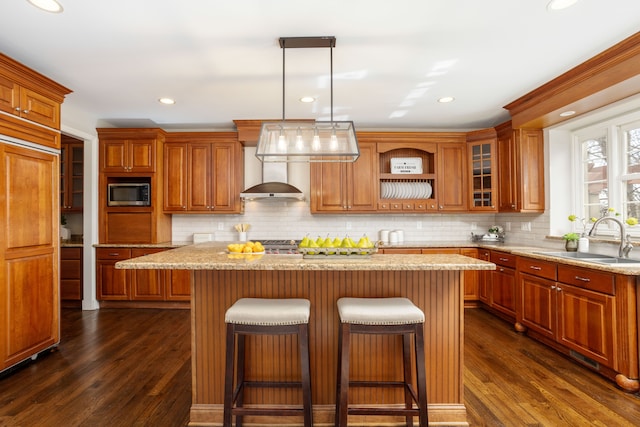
xmin=60 ymin=137 xmax=84 ymax=212
xmin=467 ymin=130 xmax=497 ymax=211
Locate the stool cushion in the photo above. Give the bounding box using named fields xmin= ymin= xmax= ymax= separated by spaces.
xmin=225 ymin=298 xmax=310 ymax=325
xmin=337 ymin=297 xmax=424 ymax=325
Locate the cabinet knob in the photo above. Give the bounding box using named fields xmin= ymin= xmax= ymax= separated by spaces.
xmin=439 ymin=205 xmax=443 ymax=209
xmin=556 ymin=286 xmax=562 ymax=292
xmin=22 ymin=109 xmax=29 ymax=114
xmin=511 ymin=204 xmax=516 ymax=209
xmin=14 ymin=107 xmax=21 ymax=112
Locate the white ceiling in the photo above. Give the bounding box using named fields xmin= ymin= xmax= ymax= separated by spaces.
xmin=1 ymin=0 xmax=639 ymax=131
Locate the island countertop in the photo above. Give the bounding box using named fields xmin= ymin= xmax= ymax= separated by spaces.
xmin=115 ymin=242 xmax=496 ymax=271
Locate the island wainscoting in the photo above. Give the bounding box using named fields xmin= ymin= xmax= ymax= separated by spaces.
xmin=116 ymin=244 xmax=495 ymax=426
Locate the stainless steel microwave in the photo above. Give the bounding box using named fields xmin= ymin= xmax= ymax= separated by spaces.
xmin=107 ymin=183 xmax=151 ymax=206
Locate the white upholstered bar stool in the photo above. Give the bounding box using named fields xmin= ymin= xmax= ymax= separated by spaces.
xmin=223 ymin=298 xmax=313 ymax=427
xmin=335 ymin=297 xmax=428 ymax=427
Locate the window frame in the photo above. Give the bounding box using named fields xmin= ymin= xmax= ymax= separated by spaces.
xmin=572 ymin=110 xmax=640 ymax=238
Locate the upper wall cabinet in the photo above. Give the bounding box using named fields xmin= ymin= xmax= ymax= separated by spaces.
xmin=163 ymin=132 xmax=243 ymax=214
xmin=98 ymin=129 xmax=160 ymax=173
xmin=467 ymin=128 xmax=497 ymax=212
xmin=0 ymin=53 xmax=71 ymax=150
xmin=496 ymin=122 xmax=545 ymax=213
xmin=311 ymin=141 xmax=377 ymax=213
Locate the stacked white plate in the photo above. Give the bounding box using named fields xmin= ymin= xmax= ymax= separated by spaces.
xmin=380 ymin=182 xmax=432 ymax=199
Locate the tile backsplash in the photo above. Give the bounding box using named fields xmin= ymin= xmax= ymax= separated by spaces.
xmin=171 ymin=200 xmax=550 ymax=245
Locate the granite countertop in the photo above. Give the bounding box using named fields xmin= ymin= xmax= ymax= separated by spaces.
xmin=115 ymin=242 xmax=496 ymax=271
xmin=93 ymin=242 xmax=188 ymax=249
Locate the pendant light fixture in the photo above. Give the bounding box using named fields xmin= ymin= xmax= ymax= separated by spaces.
xmin=255 ymin=36 xmax=359 ymax=163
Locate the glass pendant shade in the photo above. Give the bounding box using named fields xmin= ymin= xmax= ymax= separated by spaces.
xmin=256 ymin=120 xmax=359 ymax=162
xmin=255 ymin=36 xmax=359 ymax=163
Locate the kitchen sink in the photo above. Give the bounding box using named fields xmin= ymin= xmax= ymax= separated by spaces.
xmin=535 ymin=251 xmax=640 ymax=265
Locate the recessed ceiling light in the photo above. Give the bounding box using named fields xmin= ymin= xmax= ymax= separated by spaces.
xmin=300 ymin=96 xmax=315 ymax=103
xmin=438 ymin=96 xmax=455 ymax=103
xmin=547 ymin=0 xmax=579 ymax=11
xmin=158 ymin=98 xmax=176 ymax=105
xmin=27 ymin=0 xmax=63 ymax=13
xmin=559 ymin=110 xmax=576 ymax=117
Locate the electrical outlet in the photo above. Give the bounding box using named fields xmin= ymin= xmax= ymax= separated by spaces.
xmin=416 ymin=221 xmax=422 ymax=230
xmin=218 ymin=222 xmax=224 ymax=231
xmin=346 ymin=222 xmax=352 ymax=230
xmin=521 ymin=222 xmax=531 ymax=232
xmin=505 ymin=222 xmax=511 ymax=232
xmin=470 ymin=222 xmax=477 ymax=230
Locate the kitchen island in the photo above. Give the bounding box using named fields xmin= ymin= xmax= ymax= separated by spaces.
xmin=117 ymin=242 xmax=495 ymax=426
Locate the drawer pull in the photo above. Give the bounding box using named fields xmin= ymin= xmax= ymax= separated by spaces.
xmin=574 ymin=275 xmax=591 ymax=282
xmin=529 ymin=265 xmax=542 ymax=271
xmin=499 ymin=257 xmax=510 ymax=262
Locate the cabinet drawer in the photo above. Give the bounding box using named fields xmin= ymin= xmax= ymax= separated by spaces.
xmin=61 ymin=247 xmax=82 ymax=259
xmin=517 ymin=256 xmax=557 ymax=281
xmin=96 ymin=248 xmax=132 ymax=260
xmin=557 ymin=265 xmax=615 ymax=295
xmin=490 ymin=251 xmax=516 ymax=268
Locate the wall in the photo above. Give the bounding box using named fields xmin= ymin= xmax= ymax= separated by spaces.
xmin=172 ymin=200 xmax=552 ymax=247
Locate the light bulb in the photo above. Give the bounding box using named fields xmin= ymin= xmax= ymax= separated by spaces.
xmin=330 ymin=132 xmax=338 ymax=151
xmin=295 ymin=128 xmax=304 ymax=151
xmin=277 ymin=133 xmax=287 ymax=152
xmin=312 ymin=129 xmax=321 ymax=151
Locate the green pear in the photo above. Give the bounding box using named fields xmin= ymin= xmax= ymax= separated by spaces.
xmin=332 ymin=237 xmax=343 ymax=247
xmin=299 ymin=236 xmax=310 ymax=248
xmin=315 ymin=236 xmax=325 ymax=246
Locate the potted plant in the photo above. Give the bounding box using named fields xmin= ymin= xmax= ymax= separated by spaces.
xmin=562 ymin=232 xmax=580 ymax=251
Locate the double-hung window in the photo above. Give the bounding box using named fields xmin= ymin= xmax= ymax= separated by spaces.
xmin=574 ymin=112 xmax=640 ymax=237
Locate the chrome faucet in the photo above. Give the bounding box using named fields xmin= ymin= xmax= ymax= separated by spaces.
xmin=588 ymin=216 xmax=633 ymax=258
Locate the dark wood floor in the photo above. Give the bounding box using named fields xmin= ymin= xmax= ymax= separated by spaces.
xmin=1 ymin=307 xmax=639 ymax=426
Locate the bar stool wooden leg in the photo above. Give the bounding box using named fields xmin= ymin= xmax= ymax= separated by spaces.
xmin=235 ymin=333 xmax=246 ymax=427
xmin=299 ymin=324 xmax=313 ymax=427
xmin=403 ymin=332 xmax=413 ymax=427
xmin=335 ymin=322 xmax=350 ymax=427
xmin=223 ymin=323 xmax=235 ymax=427
xmin=414 ymin=324 xmax=429 ymax=426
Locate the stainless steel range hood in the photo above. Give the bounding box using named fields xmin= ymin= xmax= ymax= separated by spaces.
xmin=240 ymin=162 xmax=305 ymax=200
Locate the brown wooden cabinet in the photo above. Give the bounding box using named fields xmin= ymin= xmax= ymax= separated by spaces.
xmin=99 ymin=133 xmax=156 ymax=173
xmin=517 ymin=256 xmax=559 ymax=340
xmin=60 ymin=247 xmax=83 ymax=304
xmin=0 ymin=53 xmax=70 ymax=374
xmin=477 ymin=248 xmax=492 ymax=305
xmin=166 ymin=269 xmax=191 ymax=301
xmin=96 ymin=247 xmax=190 ymax=306
xmin=467 ymin=129 xmax=497 ymax=211
xmin=488 ymin=251 xmax=517 ymax=320
xmin=0 ymin=74 xmax=61 ymax=130
xmin=96 ymin=248 xmax=131 ymax=300
xmin=375 ymin=141 xmax=437 ymax=212
xmin=496 ymin=122 xmax=545 ymax=213
xmin=460 ymin=248 xmax=480 ymax=303
xmin=0 ymin=142 xmax=60 ymax=371
xmin=516 ymin=256 xmax=639 ymax=391
xmin=311 ymin=141 xmax=377 ymax=212
xmin=437 ymin=141 xmax=468 ymax=211
xmin=97 ymin=128 xmax=172 ymax=244
xmin=163 ymin=133 xmax=243 ymax=214
xmin=60 ymin=135 xmax=83 ymax=212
